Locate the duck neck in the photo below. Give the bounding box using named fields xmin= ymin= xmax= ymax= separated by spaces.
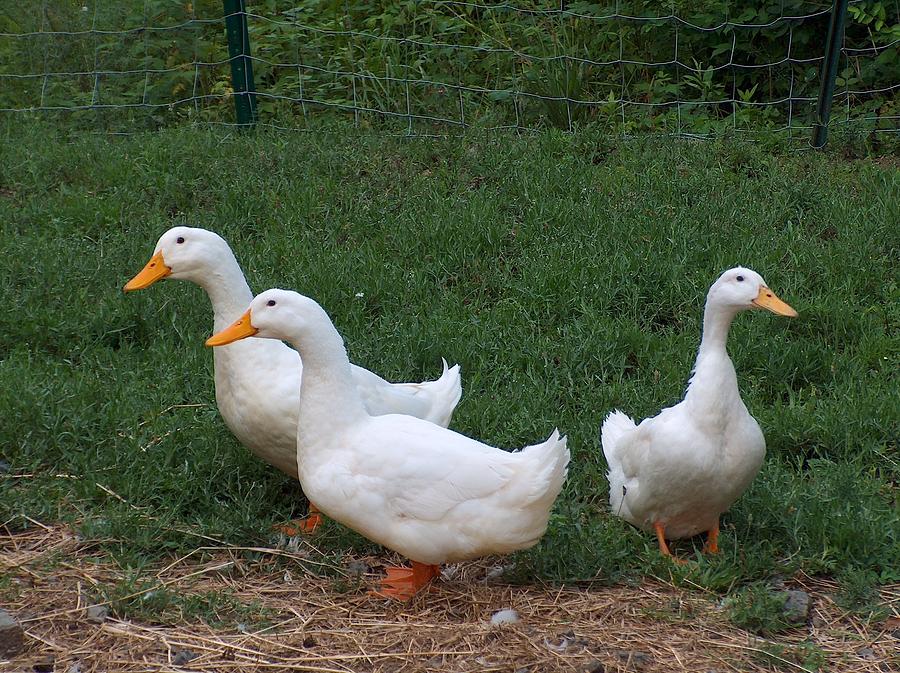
xmin=193 ymin=256 xmax=255 ymax=331
xmin=290 ymin=317 xmax=368 ymax=447
xmin=697 ymin=301 xmax=735 ymax=360
xmin=685 ymin=301 xmax=740 ymax=410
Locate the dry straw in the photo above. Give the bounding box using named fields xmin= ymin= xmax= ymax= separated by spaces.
xmin=2 ymin=523 xmax=897 ymax=672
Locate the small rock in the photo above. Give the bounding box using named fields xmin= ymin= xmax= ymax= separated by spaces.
xmin=85 ymin=604 xmax=108 ymax=623
xmin=886 ymin=616 xmax=900 ymax=639
xmin=282 ymin=537 xmax=310 ymax=557
xmin=544 ymin=631 xmax=577 ymax=652
xmin=857 ymin=647 xmax=876 ymax=660
xmin=345 ymin=560 xmax=369 ymax=577
xmin=544 ymin=637 xmax=568 ymax=652
xmin=172 ymin=649 xmax=197 ymax=666
xmin=33 ymin=659 xmax=54 ymax=673
xmin=782 ymin=590 xmax=810 ymax=623
xmin=615 ymin=650 xmax=652 ymax=670
xmin=484 ymin=564 xmax=515 ymax=583
xmin=490 ymin=608 xmax=520 ymax=626
xmin=582 ymin=661 xmax=606 ymax=673
xmin=485 ymin=566 xmax=505 ymax=582
xmin=0 ymin=608 xmax=24 ymax=657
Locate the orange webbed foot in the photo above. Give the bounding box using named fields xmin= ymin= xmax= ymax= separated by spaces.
xmin=273 ymin=504 xmax=324 ymax=536
xmin=369 ymin=562 xmax=441 ymax=601
xmin=654 ymin=521 xmax=689 ymax=565
xmin=369 ymin=566 xmax=417 ymax=601
xmin=702 ymin=522 xmax=720 ymax=555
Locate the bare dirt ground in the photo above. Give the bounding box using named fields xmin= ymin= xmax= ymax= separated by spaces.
xmin=1 ymin=524 xmax=898 ymax=673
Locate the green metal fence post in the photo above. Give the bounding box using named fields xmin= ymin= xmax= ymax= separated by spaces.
xmin=222 ymin=0 xmax=257 ymax=127
xmin=811 ymin=0 xmax=849 ymax=148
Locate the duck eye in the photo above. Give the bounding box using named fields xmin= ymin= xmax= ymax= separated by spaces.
xmin=176 ymin=236 xmax=185 ymax=244
xmin=736 ymin=275 xmax=744 ymax=282
xmin=266 ymin=300 xmax=276 ymax=307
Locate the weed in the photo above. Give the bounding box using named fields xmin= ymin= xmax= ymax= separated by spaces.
xmin=753 ymin=641 xmax=827 ymax=672
xmin=97 ymin=575 xmax=273 ymax=628
xmin=835 ymin=568 xmax=891 ymax=621
xmin=0 ymin=574 xmax=21 ymax=603
xmin=1 ymin=2 xmax=897 ymax=135
xmin=725 ymin=584 xmax=796 ymax=636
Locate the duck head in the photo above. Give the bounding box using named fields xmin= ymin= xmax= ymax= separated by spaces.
xmin=706 ymin=267 xmax=798 ymax=317
xmin=206 ymin=289 xmax=322 ymax=346
xmin=124 ymin=226 xmax=233 ymax=291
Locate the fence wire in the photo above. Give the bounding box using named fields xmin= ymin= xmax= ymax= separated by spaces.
xmin=0 ymin=1 xmax=897 ymax=140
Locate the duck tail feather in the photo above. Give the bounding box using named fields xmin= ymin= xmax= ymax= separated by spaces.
xmin=600 ymin=409 xmax=636 ymax=466
xmin=420 ymin=358 xmax=462 ymax=428
xmin=520 ymin=429 xmax=570 ymax=507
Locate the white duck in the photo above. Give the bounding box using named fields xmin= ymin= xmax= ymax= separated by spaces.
xmin=207 ymin=289 xmax=570 ymax=600
xmin=601 ymin=267 xmax=797 ymax=561
xmin=124 ymin=227 xmax=463 ymax=532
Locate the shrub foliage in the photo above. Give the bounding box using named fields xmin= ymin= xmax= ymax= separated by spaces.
xmin=0 ymin=1 xmax=897 ymax=133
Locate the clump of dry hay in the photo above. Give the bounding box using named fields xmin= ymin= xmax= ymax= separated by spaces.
xmin=2 ymin=522 xmax=897 ymax=673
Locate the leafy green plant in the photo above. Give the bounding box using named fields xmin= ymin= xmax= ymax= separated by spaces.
xmin=1 ymin=1 xmax=896 ymax=133
xmin=836 ymin=568 xmax=891 ymax=620
xmin=725 ymin=584 xmax=797 ymax=636
xmin=97 ymin=573 xmax=273 ymax=627
xmin=754 ymin=641 xmax=827 ymax=672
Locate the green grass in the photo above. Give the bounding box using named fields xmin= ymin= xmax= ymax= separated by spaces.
xmin=724 ymin=584 xmax=799 ymax=636
xmin=96 ymin=575 xmax=273 ymax=628
xmin=1 ymin=120 xmax=897 ymax=604
xmin=753 ymin=641 xmax=827 ymax=673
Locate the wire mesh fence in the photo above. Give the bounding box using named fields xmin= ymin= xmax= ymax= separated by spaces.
xmin=1 ymin=1 xmax=897 ymax=141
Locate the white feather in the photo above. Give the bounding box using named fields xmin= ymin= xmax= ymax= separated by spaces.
xmin=241 ymin=289 xmax=570 ymax=565
xmin=130 ymin=226 xmax=464 ymax=479
xmin=600 ymin=267 xmax=795 ymax=540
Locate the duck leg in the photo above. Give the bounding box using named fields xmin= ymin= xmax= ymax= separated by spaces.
xmin=370 ymin=561 xmax=441 ymax=601
xmin=702 ymin=521 xmax=719 ymax=554
xmin=273 ymin=503 xmax=324 ymax=536
xmin=654 ymin=522 xmax=687 ymax=565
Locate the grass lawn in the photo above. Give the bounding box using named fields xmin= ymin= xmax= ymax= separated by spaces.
xmin=1 ymin=120 xmax=897 ymax=623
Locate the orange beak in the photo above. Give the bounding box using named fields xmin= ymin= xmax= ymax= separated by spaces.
xmin=124 ymin=251 xmax=171 ymax=291
xmin=206 ymin=310 xmax=258 ymax=347
xmin=752 ymin=286 xmax=798 ymax=317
